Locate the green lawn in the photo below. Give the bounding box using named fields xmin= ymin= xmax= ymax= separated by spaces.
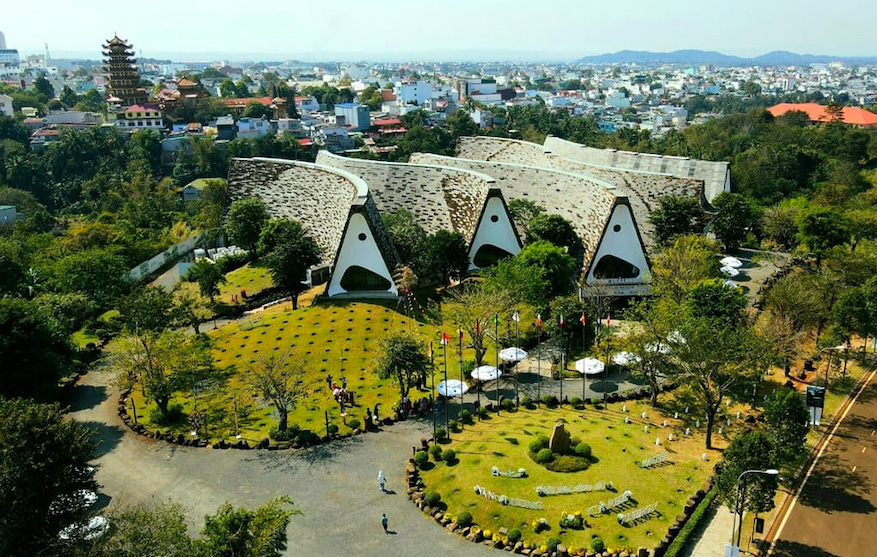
xmin=126 ymin=298 xmax=507 ymax=443
xmin=419 ymin=401 xmax=720 ymax=554
xmin=217 ymin=262 xmax=274 ymax=304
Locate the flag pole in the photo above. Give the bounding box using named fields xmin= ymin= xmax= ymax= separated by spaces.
xmin=443 ymin=338 xmax=449 ymax=434
xmin=559 ymin=315 xmax=564 ymax=405
xmin=476 ymin=320 xmax=481 ymax=420
xmin=537 ymin=315 xmax=542 ymax=407
xmin=430 ymin=341 xmax=436 ymax=445
xmin=582 ymin=312 xmax=587 ymax=404
xmin=494 ymin=314 xmax=500 ymax=414
xmin=458 ymin=328 xmax=464 ymax=430
xmin=514 ymin=309 xmax=520 ymax=408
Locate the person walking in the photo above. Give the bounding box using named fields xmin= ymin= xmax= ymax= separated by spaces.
xmin=381 ymin=513 xmax=388 ymax=533
xmin=378 ymin=470 xmax=386 ymax=492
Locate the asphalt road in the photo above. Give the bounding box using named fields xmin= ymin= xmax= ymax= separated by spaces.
xmin=769 ymin=371 xmax=877 ymax=557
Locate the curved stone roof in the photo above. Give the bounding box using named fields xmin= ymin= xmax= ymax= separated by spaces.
xmin=409 ymin=152 xmax=620 ymax=277
xmin=227 ymin=157 xmax=369 ymax=265
xmin=316 ymin=151 xmax=496 ymax=243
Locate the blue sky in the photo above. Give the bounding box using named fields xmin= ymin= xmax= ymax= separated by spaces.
xmin=5 ymin=0 xmax=876 ymax=61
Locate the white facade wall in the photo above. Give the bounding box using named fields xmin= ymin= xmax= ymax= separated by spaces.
xmin=0 ymin=94 xmax=12 ymax=117
xmin=585 ymin=204 xmax=650 ymax=292
xmin=326 ymin=212 xmax=397 ymax=297
xmin=467 ymin=196 xmax=521 ymax=270
xmin=398 ymin=80 xmax=433 ymax=106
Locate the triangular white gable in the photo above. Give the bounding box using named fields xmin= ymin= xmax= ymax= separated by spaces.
xmin=327 ymin=212 xmax=397 ymax=297
xmin=585 ymin=204 xmax=650 ymax=285
xmin=468 ymin=196 xmax=522 ymax=270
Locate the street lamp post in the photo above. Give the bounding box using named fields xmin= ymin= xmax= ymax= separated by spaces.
xmin=730 ymin=469 xmax=779 ymax=549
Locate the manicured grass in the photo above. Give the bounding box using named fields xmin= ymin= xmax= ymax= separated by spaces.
xmin=419 ymin=400 xmax=722 ymax=553
xmin=126 ymin=298 xmax=505 ymax=443
xmin=217 ymin=262 xmax=274 ymax=304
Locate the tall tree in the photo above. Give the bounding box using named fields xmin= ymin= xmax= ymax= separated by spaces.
xmin=375 ymin=332 xmax=431 ymax=404
xmin=648 ymin=195 xmax=705 ymax=247
xmin=246 ymin=351 xmax=305 ymax=432
xmin=261 ymin=220 xmax=322 ymax=310
xmin=715 ymin=430 xmax=779 ymax=515
xmin=415 ymin=230 xmax=470 ymax=285
xmin=226 ymin=198 xmax=269 ymax=253
xmin=651 ymin=235 xmax=721 ymax=303
xmin=710 ymin=192 xmax=757 ymax=250
xmin=443 ymin=281 xmax=513 ymax=366
xmin=796 ymin=207 xmax=850 ymax=265
xmin=200 ymin=497 xmax=298 ymax=557
xmin=0 ymin=398 xmax=98 ymax=557
xmin=517 ymin=240 xmax=578 ymax=300
xmin=527 ymin=213 xmax=580 ymax=253
xmin=186 ymin=259 xmax=227 ymax=303
xmin=764 ymin=387 xmax=810 ymax=465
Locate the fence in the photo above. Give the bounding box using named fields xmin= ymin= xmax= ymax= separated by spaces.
xmin=128 ymin=233 xmax=205 ymax=281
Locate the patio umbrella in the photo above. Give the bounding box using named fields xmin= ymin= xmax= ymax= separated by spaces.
xmin=498 ymin=347 xmax=528 ymax=362
xmin=60 ymin=516 xmax=110 ymax=541
xmin=645 ymin=342 xmax=671 ymax=354
xmin=574 ymin=357 xmax=605 ymax=375
xmin=723 ymin=279 xmax=738 ymax=288
xmin=720 ymin=256 xmax=743 ymax=268
xmin=613 ymin=351 xmax=641 ymax=366
xmin=471 ymin=365 xmax=503 ymax=381
xmin=666 ymin=330 xmax=687 ymax=344
xmin=720 ymin=266 xmax=740 ymax=278
xmin=437 ymin=379 xmax=469 ymax=397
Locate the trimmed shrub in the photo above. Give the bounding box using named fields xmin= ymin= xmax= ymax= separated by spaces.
xmin=546 ymin=537 xmax=562 ymax=552
xmin=269 ymin=424 xmax=300 ymax=441
xmin=546 ymin=454 xmax=590 ymax=473
xmin=456 ymin=511 xmax=473 ymax=528
xmin=536 ymin=448 xmax=554 ymax=463
xmin=575 ymin=442 xmax=592 ymax=458
xmin=569 ymin=396 xmax=583 ymax=408
xmin=590 ymin=536 xmax=605 ymax=553
xmin=502 ymin=398 xmax=516 ymax=411
xmin=542 ymin=394 xmax=555 ymax=406
xmin=441 ymin=448 xmax=456 ymax=463
xmin=460 ymin=409 xmax=473 ymax=424
xmin=507 ymin=528 xmax=522 ymax=543
xmin=149 ymin=403 xmax=185 ymax=426
xmin=521 ymin=396 xmax=533 ymax=408
xmin=215 ymin=252 xmax=251 ymax=274
xmin=429 ymin=445 xmax=443 ymax=461
xmin=414 ymin=450 xmax=429 ymax=467
xmin=477 ymin=407 xmax=489 ymax=418
xmin=448 ymin=419 xmax=459 ymax=432
xmin=570 ymin=436 xmax=582 ymax=447
xmin=327 ymin=424 xmax=339 ymax=435
xmin=435 ymin=427 xmax=448 ymax=441
xmin=528 ymin=437 xmax=547 ymax=453
xmin=424 ymin=491 xmax=442 ymax=507
xmin=347 ymin=418 xmax=361 ymax=430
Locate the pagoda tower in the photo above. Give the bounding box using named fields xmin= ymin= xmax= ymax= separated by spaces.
xmin=102 ymin=35 xmax=147 ymax=106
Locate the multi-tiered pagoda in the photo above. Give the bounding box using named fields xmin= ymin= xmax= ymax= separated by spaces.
xmin=102 ymin=35 xmax=147 ymax=106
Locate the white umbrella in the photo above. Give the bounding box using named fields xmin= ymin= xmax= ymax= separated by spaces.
xmin=471 ymin=365 xmax=503 ymax=381
xmin=437 ymin=379 xmax=469 ymax=397
xmin=574 ymin=357 xmax=605 ymax=375
xmin=645 ymin=342 xmax=671 ymax=354
xmin=666 ymin=330 xmax=687 ymax=344
xmin=498 ymin=347 xmax=528 ymax=362
xmin=613 ymin=351 xmax=641 ymax=366
xmin=720 ymin=256 xmax=743 ymax=268
xmin=723 ymin=279 xmax=738 ymax=288
xmin=720 ymin=266 xmax=740 ymax=278
xmin=59 ymin=516 xmax=110 ymax=541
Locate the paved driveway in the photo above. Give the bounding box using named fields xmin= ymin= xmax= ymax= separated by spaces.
xmin=69 ymin=364 xmax=496 ymax=557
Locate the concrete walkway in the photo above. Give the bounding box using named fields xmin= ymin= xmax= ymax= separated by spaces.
xmin=684 ymin=504 xmax=735 ymax=557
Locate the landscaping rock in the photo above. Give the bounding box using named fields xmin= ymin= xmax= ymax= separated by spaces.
xmin=446 ymin=523 xmax=457 ymax=533
xmin=514 ymin=541 xmax=524 ymax=553
xmin=499 ymin=527 xmax=508 ymax=536
xmin=557 ymin=544 xmax=567 ymax=555
xmin=549 ymin=422 xmax=570 ymax=453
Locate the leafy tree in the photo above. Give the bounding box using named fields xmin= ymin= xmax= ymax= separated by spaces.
xmin=381 ymin=209 xmax=427 ymax=265
xmin=527 ymin=213 xmax=579 ymax=253
xmin=261 ymin=220 xmax=322 ymax=310
xmin=219 ymin=79 xmax=236 ymax=98
xmin=651 ymin=235 xmax=721 ymax=302
xmin=174 ymin=288 xmax=211 ymax=335
xmin=648 ymin=195 xmax=705 ymax=247
xmin=0 ymin=298 xmax=74 ymax=399
xmin=0 ymin=398 xmax=98 ymax=557
xmin=711 ymin=192 xmax=757 ymax=250
xmin=200 ymin=497 xmax=298 ymax=557
xmin=796 ymin=207 xmax=850 ymax=264
xmin=685 ymin=279 xmax=748 ymax=328
xmin=186 ymin=259 xmax=227 ymax=303
xmin=715 ymin=430 xmax=779 ymax=515
xmin=91 ymin=501 xmax=204 ymax=557
xmin=33 ymin=76 xmax=55 ymax=102
xmin=242 ymin=101 xmax=272 ymax=119
xmin=246 ymin=351 xmax=305 ymax=432
xmin=375 ymin=332 xmax=431 ymax=403
xmin=482 ymin=256 xmax=548 ymax=309
xmin=446 ymin=109 xmax=479 ymax=138
xmin=59 ymin=85 xmax=78 ymax=108
xmin=118 ymin=285 xmax=177 ymax=336
xmin=194 ymin=179 xmax=230 ymax=230
xmin=517 ymin=240 xmax=578 ymax=300
xmin=764 ymin=387 xmax=810 ymax=465
xmin=359 ymin=85 xmax=383 ymax=111
xmin=33 ymin=292 xmax=97 ymax=336
xmin=620 ymin=299 xmax=675 ymax=405
xmin=415 ymin=230 xmax=469 ymax=285
xmin=226 ymin=198 xmax=269 ymax=253
xmin=761 ymin=205 xmax=800 ymax=250
xmin=0 ymin=239 xmax=27 ymax=296
xmin=507 ymin=198 xmax=544 ymax=239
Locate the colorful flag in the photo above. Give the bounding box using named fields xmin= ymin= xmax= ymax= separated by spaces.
xmin=440 ymin=332 xmax=450 ymax=345
xmin=580 ymin=311 xmax=587 ymax=325
xmin=459 ymin=328 xmax=464 ymax=340
xmin=475 ymin=320 xmax=481 ymax=335
xmin=492 ymin=314 xmax=500 ymax=326
xmin=536 ymin=314 xmax=543 ymax=328
xmin=512 ymin=310 xmax=520 ymax=323
xmin=606 ymin=314 xmax=611 ymax=327
xmin=428 ymin=341 xmax=434 ymax=358
xmin=559 ymin=314 xmax=564 ymax=327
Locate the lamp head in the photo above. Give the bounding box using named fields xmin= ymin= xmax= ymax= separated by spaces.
xmin=765 ymin=469 xmax=779 ymax=475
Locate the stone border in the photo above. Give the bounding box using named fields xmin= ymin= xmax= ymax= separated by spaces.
xmin=116 ymin=389 xmax=417 ymax=451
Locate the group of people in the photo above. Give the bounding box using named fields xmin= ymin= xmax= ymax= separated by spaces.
xmin=326 ymin=374 xmax=354 ymax=406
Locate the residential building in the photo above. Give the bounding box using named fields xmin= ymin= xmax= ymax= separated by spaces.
xmin=102 ymin=35 xmax=148 ymax=106
xmin=334 ymin=103 xmax=370 ymax=131
xmin=236 ymin=116 xmax=270 ymax=139
xmin=294 ymin=95 xmax=319 ymax=113
xmin=0 ymin=93 xmax=12 ymax=117
xmin=397 ymin=80 xmax=433 ymax=106
xmin=215 ymin=115 xmax=236 ymax=140
xmin=0 ymin=205 xmax=23 ymax=226
xmin=113 ymin=105 xmax=164 ymax=131
xmin=768 ymin=102 xmax=877 ymax=127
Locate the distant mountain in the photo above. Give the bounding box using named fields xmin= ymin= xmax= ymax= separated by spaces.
xmin=576 ymin=49 xmax=877 ymax=66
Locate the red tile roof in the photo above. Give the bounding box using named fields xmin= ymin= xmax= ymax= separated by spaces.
xmin=768 ymin=103 xmax=877 ymax=126
xmin=298 ymin=138 xmax=313 ymax=146
xmin=373 ymin=117 xmax=402 ymax=126
xmin=220 ymin=97 xmax=272 ymax=108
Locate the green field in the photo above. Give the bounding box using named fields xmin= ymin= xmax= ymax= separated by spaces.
xmin=419 ymin=402 xmax=720 ymax=554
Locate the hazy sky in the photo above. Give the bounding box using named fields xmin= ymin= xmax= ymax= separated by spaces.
xmin=5 ymin=0 xmax=876 ymax=61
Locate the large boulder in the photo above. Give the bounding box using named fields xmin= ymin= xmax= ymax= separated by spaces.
xmin=549 ymin=422 xmax=570 ymax=453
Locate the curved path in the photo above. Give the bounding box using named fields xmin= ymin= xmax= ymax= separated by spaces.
xmin=69 ymin=364 xmax=496 ymax=557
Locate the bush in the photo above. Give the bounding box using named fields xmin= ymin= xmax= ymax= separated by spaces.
xmin=347 ymin=418 xmax=361 ymax=430
xmin=215 ymin=252 xmax=251 ymax=274
xmin=295 ymin=430 xmax=317 ymax=445
xmin=570 ymin=396 xmax=582 ymax=407
xmin=529 ymin=437 xmax=547 ymax=453
xmin=448 ymin=419 xmax=459 ymax=432
xmin=521 ymin=396 xmax=533 ymax=408
xmin=559 ymin=512 xmax=584 ymax=529
xmin=502 ymin=398 xmax=516 ymax=411
xmin=460 ymin=409 xmax=473 ymax=424
xmin=435 ymin=427 xmax=448 ymax=441
xmin=507 ymin=528 xmax=522 ymax=543
xmin=456 ymin=511 xmax=473 ymax=528
xmin=327 ymin=424 xmax=339 ymax=435
xmin=269 ymin=424 xmax=300 ymax=441
xmin=477 ymin=407 xmax=489 ymax=418
xmin=665 ymin=488 xmax=717 ymax=557
xmin=414 ymin=450 xmax=429 ymax=467
xmin=149 ymin=403 xmax=185 ymax=426
xmin=547 ymin=455 xmax=590 ymax=473
xmin=590 ymin=536 xmax=605 ymax=553
xmin=546 ymin=537 xmax=562 ymax=552
xmin=575 ymin=442 xmax=592 ymax=458
xmin=424 ymin=491 xmax=442 ymax=507
xmin=542 ymin=394 xmax=557 ymax=406
xmin=536 ymin=448 xmax=554 ymax=463
xmin=570 ymin=436 xmax=581 ymax=447
xmin=429 ymin=445 xmax=443 ymax=461
xmin=441 ymin=448 xmax=456 ymax=463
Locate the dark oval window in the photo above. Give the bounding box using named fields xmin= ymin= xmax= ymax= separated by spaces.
xmin=358 ymin=233 xmax=367 ymax=241
xmin=490 ymin=215 xmax=499 ymax=223
xmin=613 ymin=224 xmax=621 ymax=233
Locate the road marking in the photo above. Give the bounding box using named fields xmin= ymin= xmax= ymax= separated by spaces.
xmin=863 ymin=446 xmax=867 ymax=453
xmin=852 ymin=465 xmax=857 ymax=472
xmin=766 ymin=367 xmax=877 ymax=556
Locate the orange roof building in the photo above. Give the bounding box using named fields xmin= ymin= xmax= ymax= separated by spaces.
xmin=768 ymin=103 xmax=877 ymax=127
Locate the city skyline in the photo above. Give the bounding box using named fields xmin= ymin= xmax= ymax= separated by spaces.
xmin=5 ymin=0 xmax=877 ymax=62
